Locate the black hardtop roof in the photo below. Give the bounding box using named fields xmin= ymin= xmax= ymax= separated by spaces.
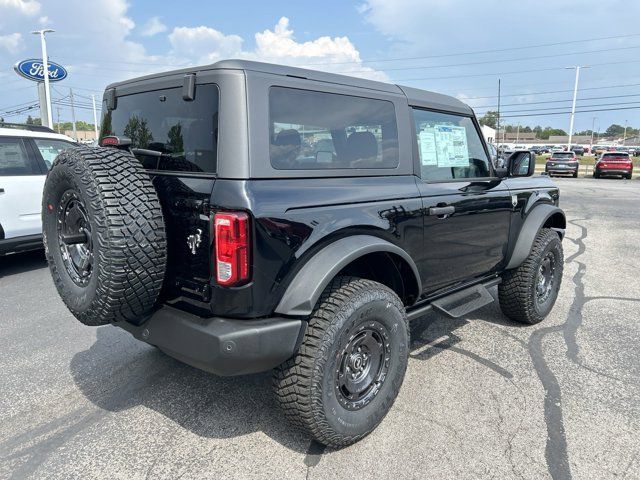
xmin=105 ymin=59 xmax=472 ymax=115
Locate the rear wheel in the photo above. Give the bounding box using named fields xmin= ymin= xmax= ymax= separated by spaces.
xmin=499 ymin=228 xmax=563 ymax=325
xmin=273 ymin=277 xmax=409 ymax=447
xmin=42 ymin=147 xmax=167 ymax=326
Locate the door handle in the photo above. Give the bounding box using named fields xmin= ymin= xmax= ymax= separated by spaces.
xmin=428 ymin=205 xmax=455 ymax=217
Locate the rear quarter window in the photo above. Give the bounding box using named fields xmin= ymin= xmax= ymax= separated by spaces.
xmin=268 ymin=87 xmax=399 ymax=170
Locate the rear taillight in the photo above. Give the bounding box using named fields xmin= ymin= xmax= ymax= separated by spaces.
xmin=214 ymin=211 xmax=250 ymax=286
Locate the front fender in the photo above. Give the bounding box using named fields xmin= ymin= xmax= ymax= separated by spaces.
xmin=274 ymin=235 xmax=421 ymax=317
xmin=505 ymin=204 xmax=565 ymax=270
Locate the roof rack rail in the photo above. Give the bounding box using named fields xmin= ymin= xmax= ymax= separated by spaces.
xmin=0 ymin=122 xmax=56 ymax=133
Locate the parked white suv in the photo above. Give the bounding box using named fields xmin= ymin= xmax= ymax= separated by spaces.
xmin=0 ymin=124 xmax=76 ymax=255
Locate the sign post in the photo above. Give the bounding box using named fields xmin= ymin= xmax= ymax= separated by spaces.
xmin=14 ymin=35 xmax=68 ymax=129
xmin=31 ymin=29 xmax=55 ymax=128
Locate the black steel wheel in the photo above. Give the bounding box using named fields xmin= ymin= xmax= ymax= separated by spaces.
xmin=274 ymin=277 xmax=409 ymax=447
xmin=335 ymin=321 xmax=391 ymax=411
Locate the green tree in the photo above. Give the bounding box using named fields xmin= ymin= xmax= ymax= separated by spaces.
xmin=605 ymin=124 xmax=625 ymax=137
xmin=478 ymin=110 xmax=499 ymax=129
xmin=167 ymin=123 xmax=184 ymax=153
xmin=123 ymin=115 xmax=153 ymax=148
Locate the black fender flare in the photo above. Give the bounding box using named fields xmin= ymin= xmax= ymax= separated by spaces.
xmin=506 ymin=204 xmax=566 ymax=270
xmin=274 ymin=235 xmax=421 ymax=317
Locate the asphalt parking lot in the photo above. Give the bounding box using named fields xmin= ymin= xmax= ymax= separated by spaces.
xmin=1 ymin=177 xmax=638 ymax=480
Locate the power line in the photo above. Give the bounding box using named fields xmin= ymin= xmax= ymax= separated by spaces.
xmin=500 ymin=105 xmax=640 ymax=118
xmin=479 ymin=100 xmax=640 ymax=115
xmin=470 ymin=92 xmax=640 ymax=110
xmin=56 ymin=32 xmax=640 ymax=69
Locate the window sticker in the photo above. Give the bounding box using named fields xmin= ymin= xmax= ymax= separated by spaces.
xmin=434 ymin=125 xmax=469 ymax=167
xmin=419 ymin=127 xmax=438 ymax=165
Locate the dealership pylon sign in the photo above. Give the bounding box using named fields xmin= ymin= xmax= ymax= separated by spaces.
xmin=14 ymin=59 xmax=68 ymax=83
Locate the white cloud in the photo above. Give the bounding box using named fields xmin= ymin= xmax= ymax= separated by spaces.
xmin=0 ymin=32 xmax=22 ymax=53
xmin=140 ymin=16 xmax=167 ymax=37
xmin=0 ymin=0 xmax=41 ymax=16
xmin=168 ymin=26 xmax=243 ymax=62
xmin=168 ymin=17 xmax=387 ymax=81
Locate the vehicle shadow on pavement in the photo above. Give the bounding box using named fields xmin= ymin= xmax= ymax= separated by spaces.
xmin=0 ymin=249 xmax=47 ymax=279
xmin=68 ymin=290 xmax=523 ymax=456
xmin=69 ymin=325 xmax=312 ymax=454
xmin=408 ymin=291 xmax=525 ymax=378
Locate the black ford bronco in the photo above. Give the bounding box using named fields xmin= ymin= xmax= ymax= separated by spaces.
xmin=42 ymin=60 xmax=565 ymax=447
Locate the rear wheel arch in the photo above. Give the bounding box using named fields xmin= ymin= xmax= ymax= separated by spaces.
xmin=274 ymin=235 xmax=421 ymax=317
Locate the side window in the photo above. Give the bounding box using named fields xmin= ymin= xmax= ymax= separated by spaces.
xmin=0 ymin=138 xmax=39 ymax=176
xmin=412 ymin=108 xmax=490 ymax=181
xmin=33 ymin=139 xmax=76 ymax=170
xmin=269 ymin=87 xmax=399 ymax=170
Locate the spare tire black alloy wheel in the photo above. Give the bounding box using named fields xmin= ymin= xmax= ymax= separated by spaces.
xmin=42 ymin=147 xmax=167 ymax=327
xmin=57 ymin=190 xmax=93 ymax=287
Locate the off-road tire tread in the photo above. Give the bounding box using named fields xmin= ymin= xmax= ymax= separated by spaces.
xmin=43 ymin=147 xmax=166 ymax=326
xmin=498 ymin=228 xmax=563 ymax=324
xmin=273 ymin=276 xmax=408 ymax=447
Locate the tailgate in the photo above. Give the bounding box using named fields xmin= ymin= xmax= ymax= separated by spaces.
xmin=153 ymin=175 xmax=215 ymax=302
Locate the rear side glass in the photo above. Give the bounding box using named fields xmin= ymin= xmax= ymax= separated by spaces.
xmin=268 ymin=87 xmax=399 ymax=170
xmin=0 ymin=138 xmax=38 ymax=176
xmin=101 ymin=84 xmax=219 ymax=173
xmin=412 ymin=108 xmax=490 ymax=181
xmin=33 ymin=139 xmax=76 ymax=170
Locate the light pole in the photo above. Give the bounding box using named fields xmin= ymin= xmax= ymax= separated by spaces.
xmin=91 ymin=94 xmax=99 ymax=141
xmin=566 ymin=65 xmax=589 ymax=150
xmin=590 ymin=116 xmax=597 ymax=153
xmin=623 ymin=119 xmax=628 ymax=145
xmin=31 ymin=29 xmax=54 ymax=129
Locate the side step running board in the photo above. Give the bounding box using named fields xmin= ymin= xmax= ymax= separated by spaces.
xmin=407 ymin=278 xmax=500 ymax=320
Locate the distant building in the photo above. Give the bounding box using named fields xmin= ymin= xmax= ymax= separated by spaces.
xmin=480 ymin=125 xmax=496 ymax=144
xmin=547 ymin=135 xmax=592 ymax=144
xmin=499 ymin=132 xmax=536 ymax=142
xmin=63 ymin=130 xmax=96 ymax=141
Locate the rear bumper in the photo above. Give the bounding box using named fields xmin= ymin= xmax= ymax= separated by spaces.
xmin=596 ymin=168 xmax=631 ymax=175
xmin=116 ymin=305 xmax=305 ymax=376
xmin=546 ymin=166 xmax=578 ymax=174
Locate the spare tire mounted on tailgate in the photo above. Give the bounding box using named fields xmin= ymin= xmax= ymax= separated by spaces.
xmin=42 ymin=147 xmax=167 ymax=326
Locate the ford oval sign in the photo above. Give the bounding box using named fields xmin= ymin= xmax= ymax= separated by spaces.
xmin=14 ymin=59 xmax=68 ymax=83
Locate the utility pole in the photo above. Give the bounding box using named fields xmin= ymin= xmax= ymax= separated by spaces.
xmin=56 ymin=107 xmax=60 ymax=133
xmin=623 ymin=119 xmax=628 ymax=145
xmin=31 ymin=29 xmax=54 ymax=128
xmin=590 ymin=116 xmax=596 ymax=152
xmin=566 ymin=65 xmax=589 ymax=150
xmin=496 ymin=78 xmax=501 ymax=150
xmin=91 ymin=94 xmax=99 ymax=141
xmin=516 ymin=122 xmax=520 ymax=144
xmin=69 ymin=87 xmax=77 ymax=141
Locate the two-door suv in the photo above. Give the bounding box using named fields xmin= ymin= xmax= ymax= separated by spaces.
xmin=42 ymin=60 xmax=565 ymax=447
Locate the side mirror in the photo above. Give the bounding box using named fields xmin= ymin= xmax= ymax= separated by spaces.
xmin=507 ymin=150 xmax=536 ymax=177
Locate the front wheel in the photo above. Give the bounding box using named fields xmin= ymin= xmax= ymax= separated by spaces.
xmin=499 ymin=228 xmax=564 ymax=325
xmin=273 ymin=277 xmax=409 ymax=447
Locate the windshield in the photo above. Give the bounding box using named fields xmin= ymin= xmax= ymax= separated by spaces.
xmin=552 ymin=152 xmax=574 ymax=159
xmin=101 ymin=84 xmax=219 ymax=173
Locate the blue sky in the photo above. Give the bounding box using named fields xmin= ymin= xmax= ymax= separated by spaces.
xmin=2 ymin=0 xmax=640 ymax=135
